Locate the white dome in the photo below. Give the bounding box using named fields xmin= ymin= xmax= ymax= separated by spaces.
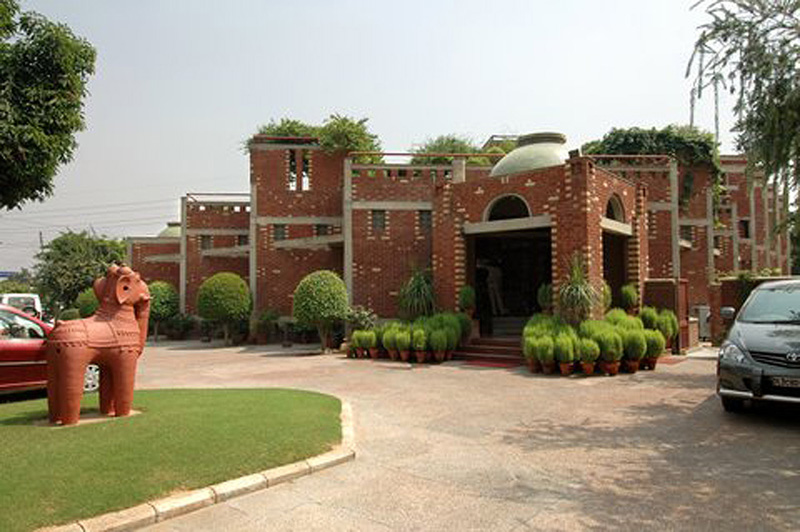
xmin=490 ymin=132 xmax=569 ymax=177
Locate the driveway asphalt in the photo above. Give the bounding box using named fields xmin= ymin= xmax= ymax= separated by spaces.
xmin=136 ymin=341 xmax=800 ymax=531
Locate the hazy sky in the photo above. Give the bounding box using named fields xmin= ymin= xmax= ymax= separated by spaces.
xmin=0 ymin=0 xmax=735 ymax=271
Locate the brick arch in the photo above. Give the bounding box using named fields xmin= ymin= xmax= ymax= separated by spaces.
xmin=605 ymin=193 xmax=625 ymax=222
xmin=482 ymin=193 xmax=532 ymax=221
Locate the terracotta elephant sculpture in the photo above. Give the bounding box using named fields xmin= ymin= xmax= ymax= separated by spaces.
xmin=46 ymin=264 xmax=150 ymax=425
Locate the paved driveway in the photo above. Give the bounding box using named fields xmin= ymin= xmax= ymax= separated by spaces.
xmin=137 ymin=342 xmax=800 ymax=531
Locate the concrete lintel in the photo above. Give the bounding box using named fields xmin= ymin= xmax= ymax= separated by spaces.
xmin=722 ymin=164 xmax=747 ymax=174
xmin=128 ymin=237 xmax=180 ymax=244
xmin=256 ymin=216 xmax=342 ymax=226
xmin=186 ymin=228 xmax=250 ymax=236
xmin=596 ymin=165 xmax=669 ymax=173
xmin=201 ymin=245 xmax=249 ymax=258
xmin=600 ymin=217 xmax=633 ymax=236
xmin=351 ymin=201 xmax=433 ymax=211
xmin=679 ymin=239 xmax=692 ymax=250
xmin=462 ymin=215 xmax=551 ymax=235
xmin=679 ymin=218 xmax=709 ymax=227
xmin=144 ymin=254 xmax=181 ymax=263
xmin=647 ymin=201 xmax=672 ymax=211
xmin=272 ymin=234 xmax=344 ymax=250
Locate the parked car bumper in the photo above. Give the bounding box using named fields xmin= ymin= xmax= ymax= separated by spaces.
xmin=718 ymin=358 xmax=800 ymax=405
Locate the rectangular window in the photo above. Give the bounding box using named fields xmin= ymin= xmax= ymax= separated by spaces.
xmin=237 ymin=234 xmax=249 ymax=246
xmin=372 ymin=210 xmax=386 ymax=232
xmin=287 ymin=149 xmax=297 ymax=191
xmin=679 ymin=225 xmax=693 ymax=244
xmin=739 ymin=219 xmax=750 ymax=239
xmin=200 ymin=235 xmax=212 ymax=250
xmin=274 ymin=224 xmax=287 ymax=241
xmin=419 ymin=210 xmax=432 ymax=232
xmin=301 ymin=150 xmax=311 ymax=191
xmin=714 ymin=235 xmax=722 ymax=250
xmin=315 ymin=224 xmax=330 ymax=236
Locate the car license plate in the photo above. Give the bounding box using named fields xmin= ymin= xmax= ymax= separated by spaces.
xmin=771 ymin=376 xmax=800 ymax=388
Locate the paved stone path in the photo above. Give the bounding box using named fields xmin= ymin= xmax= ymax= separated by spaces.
xmin=137 ymin=342 xmax=800 ymax=531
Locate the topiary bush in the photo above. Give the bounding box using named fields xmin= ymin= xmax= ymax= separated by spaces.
xmin=537 ymin=283 xmax=553 ymax=313
xmin=644 ymin=329 xmax=666 ymax=357
xmin=656 ymin=309 xmax=679 ymax=341
xmin=429 ymin=329 xmax=448 ymax=352
xmin=621 ymin=283 xmax=639 ymax=312
xmin=293 ymin=270 xmax=349 ymax=351
xmin=622 ymin=330 xmax=647 ymax=360
xmin=578 ymin=338 xmax=600 ymax=363
xmin=363 ymin=330 xmax=377 ymax=349
xmin=458 ymin=285 xmax=476 ymax=312
xmin=639 ymin=306 xmax=659 ymax=330
xmin=605 ymin=308 xmax=628 ymax=325
xmin=75 ymin=287 xmax=98 ymax=318
xmin=59 ymin=308 xmax=80 ymax=321
xmin=455 ymin=312 xmax=472 ymax=340
xmin=596 ymin=330 xmax=623 ymax=361
xmin=197 ymin=272 xmax=252 ymax=346
xmin=382 ymin=328 xmax=397 ymax=351
xmin=523 ymin=336 xmax=536 ymax=360
xmin=148 ymin=281 xmax=179 ymax=343
xmin=535 ymin=336 xmax=555 ymax=364
xmin=554 ymin=334 xmax=575 ymax=363
xmin=412 ymin=328 xmax=427 ymax=352
xmin=396 ymin=330 xmax=411 ymax=352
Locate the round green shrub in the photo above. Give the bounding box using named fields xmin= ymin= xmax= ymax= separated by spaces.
xmin=429 ymin=329 xmax=448 ymax=351
xmin=622 ymin=330 xmax=647 ymax=360
xmin=456 ymin=312 xmax=472 ymax=339
xmin=644 ymin=329 xmax=666 ymax=357
xmin=75 ymin=287 xmax=98 ymax=318
xmin=382 ymin=328 xmax=397 ymax=350
xmin=657 ymin=309 xmax=679 ymax=339
xmin=535 ymin=336 xmax=555 ymax=363
xmin=59 ymin=308 xmax=80 ymax=321
xmin=617 ymin=315 xmax=644 ymax=330
xmin=444 ymin=326 xmax=459 ymax=350
xmin=621 ymin=284 xmax=639 ymax=311
xmin=601 ymin=281 xmax=612 ymax=311
xmin=364 ymin=330 xmax=377 ymax=349
xmin=537 ymin=283 xmax=552 ymax=312
xmin=554 ymin=334 xmax=575 ymax=363
xmin=578 ymin=338 xmax=600 ymax=362
xmin=596 ymin=330 xmax=623 ymax=361
xmin=197 ymin=272 xmax=251 ymax=344
xmin=292 ymin=270 xmax=349 ymax=347
xmin=639 ymin=306 xmax=659 ymax=329
xmin=523 ymin=336 xmax=536 ymax=359
xmin=412 ymin=328 xmax=427 ymax=351
xmin=149 ymin=281 xmax=179 ymax=340
xmin=605 ymin=308 xmax=628 ymax=325
xmin=396 ymin=330 xmax=411 ymax=351
xmin=458 ymin=285 xmax=476 ymax=311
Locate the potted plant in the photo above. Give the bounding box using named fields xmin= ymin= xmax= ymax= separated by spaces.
xmin=366 ymin=330 xmax=379 ymax=359
xmin=537 ymin=283 xmax=553 ymax=314
xmin=458 ymin=285 xmax=476 ymax=317
xmin=642 ymin=329 xmax=666 ymax=370
xmin=597 ymin=330 xmax=623 ymax=375
xmin=657 ymin=309 xmax=679 ymax=352
xmin=554 ymin=334 xmax=574 ymax=376
xmin=430 ymin=329 xmax=448 ymax=362
xmin=621 ymin=283 xmax=639 ymax=315
xmin=412 ymin=328 xmax=427 ymax=363
xmin=556 ymin=255 xmax=597 ymax=326
xmin=349 ymin=330 xmax=362 ymax=358
xmin=578 ymin=338 xmax=600 ymax=375
xmin=523 ymin=336 xmax=541 ymax=373
xmin=396 ymin=329 xmax=411 ymax=362
xmin=639 ymin=306 xmax=658 ymax=330
xmin=622 ymin=329 xmax=647 ymax=373
xmin=537 ymin=336 xmax=556 ymax=375
xmin=444 ymin=325 xmax=459 ymax=360
xmin=382 ymin=327 xmax=398 ymax=360
xmin=600 ymin=281 xmax=612 ymax=312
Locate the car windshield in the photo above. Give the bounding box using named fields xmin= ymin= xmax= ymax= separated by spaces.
xmin=738 ymin=285 xmax=800 ymax=323
xmin=7 ymin=296 xmax=35 ymax=310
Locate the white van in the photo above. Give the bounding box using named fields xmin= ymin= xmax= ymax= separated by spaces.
xmin=0 ymin=293 xmax=43 ymax=318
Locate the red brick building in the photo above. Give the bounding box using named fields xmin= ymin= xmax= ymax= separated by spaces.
xmin=128 ymin=131 xmax=791 ymax=336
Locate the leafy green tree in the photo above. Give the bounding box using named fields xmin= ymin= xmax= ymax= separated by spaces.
xmin=0 ymin=0 xmax=95 ymax=210
xmin=75 ymin=287 xmax=98 ymax=317
xmin=196 ymin=272 xmax=251 ymax=345
xmin=582 ymin=125 xmax=719 ymax=168
xmin=33 ymin=231 xmax=125 ymax=314
xmin=256 ymin=118 xmax=317 ymax=138
xmin=411 ymin=134 xmax=480 ymax=165
xmin=688 ymin=0 xmax=800 ymax=181
xmin=0 ymin=279 xmax=30 ymax=293
xmin=292 ymin=270 xmax=349 ymax=350
xmin=148 ymin=281 xmax=179 ymax=343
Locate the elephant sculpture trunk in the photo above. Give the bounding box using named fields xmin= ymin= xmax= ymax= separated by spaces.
xmin=46 ymin=264 xmax=150 ymax=425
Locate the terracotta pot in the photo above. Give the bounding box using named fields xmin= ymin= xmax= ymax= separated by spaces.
xmin=369 ymin=348 xmax=380 ymax=360
xmin=602 ymin=361 xmax=620 ymax=376
xmin=527 ymin=358 xmax=542 ymax=374
xmin=624 ymin=359 xmax=640 ymax=373
xmin=446 ymin=350 xmax=453 ymax=361
xmin=415 ymin=350 xmax=427 ymax=364
xmin=581 ymin=362 xmax=595 ymax=375
xmin=541 ymin=361 xmax=556 ymax=375
xmin=434 ymin=350 xmax=446 ymax=363
xmin=642 ymin=357 xmax=658 ymax=370
xmin=388 ymin=349 xmax=398 ymax=361
xmin=559 ymin=362 xmax=573 ymax=376
xmin=399 ymin=350 xmax=410 ymax=362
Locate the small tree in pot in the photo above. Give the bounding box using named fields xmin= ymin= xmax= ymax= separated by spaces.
xmin=554 ymin=334 xmax=575 ymax=376
xmin=382 ymin=327 xmax=398 ymax=360
xmin=620 ymin=283 xmax=639 ymax=315
xmin=537 ymin=336 xmax=556 ymax=375
xmin=197 ymin=272 xmax=252 ymax=346
xmin=596 ymin=330 xmax=623 ymax=375
xmin=365 ymin=330 xmax=379 ymax=359
xmin=412 ymin=328 xmax=427 ymax=363
xmin=148 ymin=281 xmax=179 ymax=344
xmin=430 ymin=329 xmax=448 ymax=363
xmin=458 ymin=285 xmax=476 ymax=317
xmin=293 ymin=270 xmax=349 ymax=352
xmin=537 ymin=283 xmax=553 ymax=314
xmin=642 ymin=329 xmax=666 ymax=370
xmin=578 ymin=338 xmax=600 ymax=376
xmin=396 ymin=329 xmax=411 ymax=362
xmin=621 ymin=329 xmax=647 ymax=373
xmin=657 ymin=309 xmax=679 ymax=351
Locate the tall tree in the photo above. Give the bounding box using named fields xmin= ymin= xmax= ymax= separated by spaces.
xmin=687 ymin=0 xmax=800 ymax=181
xmin=0 ymin=0 xmax=96 ymax=210
xmin=410 ymin=134 xmax=490 ymax=165
xmin=33 ymin=231 xmax=125 ymax=312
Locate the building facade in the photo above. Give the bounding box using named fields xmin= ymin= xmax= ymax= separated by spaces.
xmin=128 ymin=132 xmax=791 ymax=334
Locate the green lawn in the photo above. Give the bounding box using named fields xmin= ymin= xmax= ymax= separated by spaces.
xmin=0 ymin=389 xmax=341 ymax=532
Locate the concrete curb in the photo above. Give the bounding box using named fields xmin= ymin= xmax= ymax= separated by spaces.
xmin=44 ymin=401 xmax=355 ymax=532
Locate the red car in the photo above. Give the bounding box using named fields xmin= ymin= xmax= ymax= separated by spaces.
xmin=0 ymin=304 xmax=99 ymax=394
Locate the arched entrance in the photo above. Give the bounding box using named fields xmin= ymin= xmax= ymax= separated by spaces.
xmin=468 ymin=194 xmax=551 ymax=337
xmin=602 ymin=195 xmax=629 ymax=306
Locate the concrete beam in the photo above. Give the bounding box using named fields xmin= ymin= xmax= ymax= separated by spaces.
xmin=272 ymin=234 xmax=344 ymax=250
xmin=600 ymin=217 xmax=633 ymax=236
xmin=186 ymin=228 xmax=249 ymax=236
xmin=256 ymin=216 xmax=342 ymax=226
xmin=144 ymin=254 xmax=181 ymax=263
xmin=201 ymin=246 xmax=249 ymax=258
xmin=351 ymin=201 xmax=433 ymax=211
xmin=127 ymin=237 xmax=180 ymax=244
xmin=462 ymin=215 xmax=552 ymax=235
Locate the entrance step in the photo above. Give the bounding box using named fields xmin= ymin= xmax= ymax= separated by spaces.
xmin=453 ymin=336 xmax=524 ymax=364
xmin=491 ymin=316 xmax=527 ymax=337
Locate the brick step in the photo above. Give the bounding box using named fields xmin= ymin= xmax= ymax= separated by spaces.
xmin=470 ymin=337 xmax=521 ymax=348
xmin=457 ymin=344 xmax=523 ymax=357
xmin=452 ymin=350 xmax=525 ymax=363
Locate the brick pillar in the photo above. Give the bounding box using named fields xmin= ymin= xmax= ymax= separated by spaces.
xmin=627 ymin=184 xmax=648 ymax=300
xmin=432 ymin=176 xmax=459 ymax=311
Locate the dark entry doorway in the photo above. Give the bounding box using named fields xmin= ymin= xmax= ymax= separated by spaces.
xmin=602 ymin=232 xmax=628 ymax=307
xmin=470 ymin=229 xmax=551 ymax=336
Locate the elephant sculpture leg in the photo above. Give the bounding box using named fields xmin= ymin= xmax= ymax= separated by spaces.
xmin=99 ymin=364 xmax=115 ymax=416
xmin=53 ymin=347 xmax=92 ymax=426
xmin=110 ymin=351 xmax=138 ymax=417
xmin=46 ymin=348 xmax=60 ymax=423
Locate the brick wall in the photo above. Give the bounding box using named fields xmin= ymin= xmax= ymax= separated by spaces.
xmin=129 ymin=240 xmax=180 ymax=289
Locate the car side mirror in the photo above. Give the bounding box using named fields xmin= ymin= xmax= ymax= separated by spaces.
xmin=721 ymin=307 xmax=736 ymax=321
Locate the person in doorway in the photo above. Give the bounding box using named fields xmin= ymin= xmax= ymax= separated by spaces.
xmin=482 ymin=259 xmax=508 ymax=316
xmin=475 ymin=265 xmax=493 ymax=337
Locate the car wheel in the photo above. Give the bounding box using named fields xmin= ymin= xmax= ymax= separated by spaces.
xmin=721 ymin=396 xmax=745 ymax=413
xmin=84 ymin=364 xmax=100 ymax=393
